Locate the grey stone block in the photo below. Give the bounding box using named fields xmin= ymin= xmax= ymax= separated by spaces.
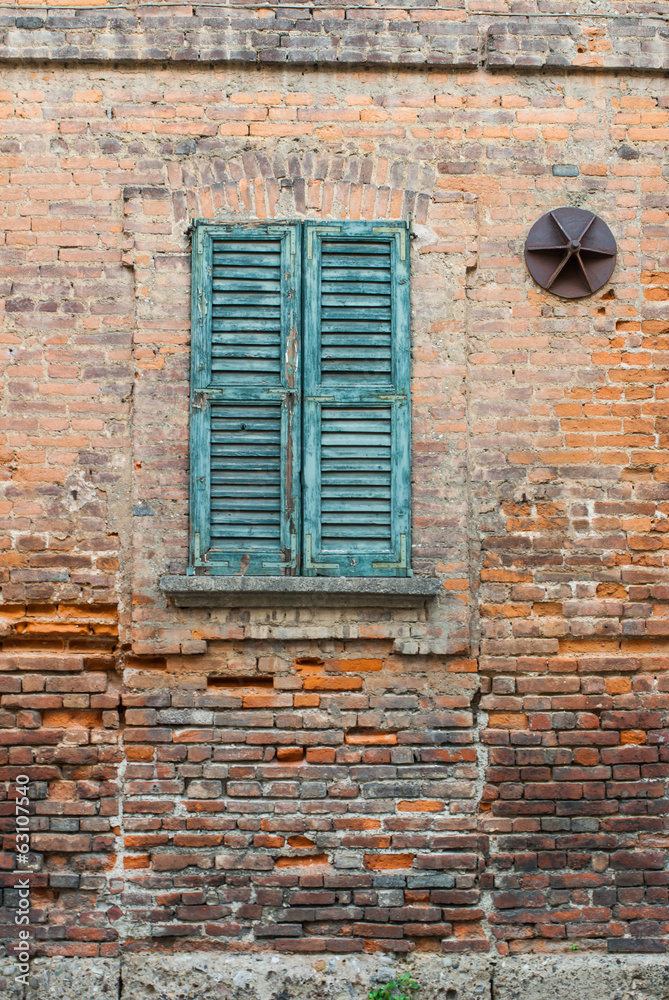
xmin=49 ymin=874 xmax=79 ymax=888
xmin=15 ymin=16 xmax=43 ymax=30
xmin=408 ymin=874 xmax=456 ymax=887
xmin=553 ymin=164 xmax=579 ymax=176
xmin=373 ymin=875 xmax=408 ymax=887
xmin=301 ymin=781 xmax=327 ymax=798
xmin=363 ymin=781 xmax=421 ymax=798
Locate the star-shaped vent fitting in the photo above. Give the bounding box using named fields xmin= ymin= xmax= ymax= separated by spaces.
xmin=524 ymin=206 xmax=617 ymax=299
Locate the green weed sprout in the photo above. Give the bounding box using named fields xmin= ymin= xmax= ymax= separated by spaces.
xmin=369 ymin=971 xmax=420 ymax=1000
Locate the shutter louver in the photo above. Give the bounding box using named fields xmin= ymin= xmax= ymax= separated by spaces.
xmin=302 ymin=221 xmax=411 ymax=577
xmin=189 ymin=222 xmax=301 ymax=576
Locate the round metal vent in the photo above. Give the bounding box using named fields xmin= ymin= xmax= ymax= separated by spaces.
xmin=524 ymin=207 xmax=617 ymax=299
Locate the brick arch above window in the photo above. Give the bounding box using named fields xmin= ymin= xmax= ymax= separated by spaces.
xmin=122 ymin=150 xmax=480 ymax=269
xmin=124 ymin=150 xmax=438 ymax=241
xmin=191 ymin=150 xmax=435 ymax=225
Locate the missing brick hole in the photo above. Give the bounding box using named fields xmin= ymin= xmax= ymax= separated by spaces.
xmin=3 ymin=639 xmax=66 ymax=652
xmin=471 ymin=685 xmax=482 ymax=725
xmin=124 ymin=657 xmax=167 ymax=671
xmin=207 ymin=676 xmax=274 ymax=689
xmin=446 ymin=990 xmax=458 ymax=1000
xmin=294 ymin=656 xmax=324 ymax=666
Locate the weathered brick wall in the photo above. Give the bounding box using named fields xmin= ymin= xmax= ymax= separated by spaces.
xmin=0 ymin=7 xmax=668 ymax=966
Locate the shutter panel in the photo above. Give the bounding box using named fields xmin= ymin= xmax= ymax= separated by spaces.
xmin=302 ymin=221 xmax=411 ymax=577
xmin=189 ymin=222 xmax=301 ymax=576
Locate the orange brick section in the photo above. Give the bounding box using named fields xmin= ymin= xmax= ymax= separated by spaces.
xmin=0 ymin=28 xmax=667 ymax=965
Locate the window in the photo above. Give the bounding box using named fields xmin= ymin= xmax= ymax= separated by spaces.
xmin=189 ymin=219 xmax=411 ymax=578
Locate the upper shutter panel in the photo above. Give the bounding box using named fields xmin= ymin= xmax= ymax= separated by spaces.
xmin=210 ymin=236 xmax=284 ymax=384
xmin=302 ymin=221 xmax=411 ymax=578
xmin=320 ymin=237 xmax=393 ymax=384
xmin=189 ymin=222 xmax=301 ymax=576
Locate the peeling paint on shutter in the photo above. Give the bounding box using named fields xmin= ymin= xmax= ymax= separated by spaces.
xmin=211 ymin=237 xmax=283 ymax=384
xmin=189 ymin=221 xmax=301 ymax=576
xmin=302 ymin=221 xmax=411 ymax=577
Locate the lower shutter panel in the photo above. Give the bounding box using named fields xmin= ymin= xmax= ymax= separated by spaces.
xmin=320 ymin=405 xmax=392 ymax=553
xmin=209 ymin=402 xmax=282 ymax=553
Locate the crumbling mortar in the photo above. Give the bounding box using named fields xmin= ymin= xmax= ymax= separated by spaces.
xmin=464 ymin=193 xmax=482 ymax=666
xmin=471 ymin=682 xmax=495 ymax=955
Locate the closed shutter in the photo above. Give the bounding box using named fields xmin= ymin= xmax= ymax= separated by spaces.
xmin=189 ymin=222 xmax=301 ymax=575
xmin=302 ymin=221 xmax=411 ymax=577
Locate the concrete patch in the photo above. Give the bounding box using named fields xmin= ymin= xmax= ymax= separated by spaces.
xmin=494 ymin=955 xmax=669 ymax=1000
xmin=14 ymin=954 xmax=669 ymax=1000
xmin=0 ymin=957 xmax=25 ymax=1000
xmin=119 ymin=953 xmax=492 ymax=1000
xmin=25 ymin=957 xmax=120 ymax=1000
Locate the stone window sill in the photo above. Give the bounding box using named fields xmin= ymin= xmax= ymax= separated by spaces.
xmin=160 ymin=575 xmax=442 ymax=608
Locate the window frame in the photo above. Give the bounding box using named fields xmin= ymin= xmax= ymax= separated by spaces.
xmin=188 ymin=218 xmax=412 ymax=579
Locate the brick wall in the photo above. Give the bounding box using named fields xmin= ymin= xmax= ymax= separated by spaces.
xmin=0 ymin=11 xmax=668 ymax=963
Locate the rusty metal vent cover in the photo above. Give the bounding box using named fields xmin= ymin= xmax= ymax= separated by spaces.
xmin=524 ymin=207 xmax=617 ymax=299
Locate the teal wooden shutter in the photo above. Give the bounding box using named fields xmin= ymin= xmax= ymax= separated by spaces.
xmin=302 ymin=221 xmax=411 ymax=577
xmin=189 ymin=221 xmax=301 ymax=575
